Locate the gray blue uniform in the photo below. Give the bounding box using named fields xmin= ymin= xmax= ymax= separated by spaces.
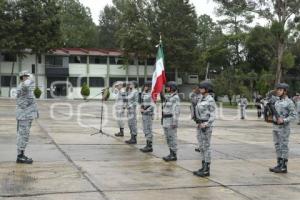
xmin=190 ymin=92 xmax=202 ymax=122
xmin=16 ymin=79 xmax=39 ymax=155
xmin=273 ymin=96 xmax=297 ymax=159
xmin=238 ymin=97 xmax=248 ymax=119
xmin=293 ymin=96 xmax=300 ymax=123
xmin=162 ymin=93 xmax=180 ymax=152
xmin=115 ymin=90 xmax=126 ymax=129
xmin=195 ymin=95 xmax=216 ymax=163
xmin=141 ymin=91 xmax=154 ymax=141
xmin=127 ymin=89 xmax=139 ymax=136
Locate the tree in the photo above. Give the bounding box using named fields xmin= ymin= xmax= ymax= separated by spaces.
xmin=97 ymin=5 xmax=119 ymax=49
xmin=18 ymin=0 xmax=62 ymax=85
xmin=59 ymin=0 xmax=97 ymax=47
xmin=151 ymin=0 xmax=198 ymax=80
xmin=249 ymin=0 xmax=300 ymax=83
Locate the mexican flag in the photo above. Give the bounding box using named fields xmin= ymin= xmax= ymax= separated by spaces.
xmin=151 ymin=44 xmax=166 ymax=102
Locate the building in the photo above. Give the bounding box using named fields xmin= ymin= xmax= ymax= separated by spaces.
xmin=0 ymin=48 xmax=155 ymax=99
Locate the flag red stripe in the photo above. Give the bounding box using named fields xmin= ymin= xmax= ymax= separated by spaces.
xmin=151 ymin=70 xmax=166 ymax=101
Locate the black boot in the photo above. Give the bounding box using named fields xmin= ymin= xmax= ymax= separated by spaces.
xmin=163 ymin=149 xmax=177 ymax=161
xmin=125 ymin=135 xmax=137 ymax=144
xmin=273 ymin=158 xmax=288 ymax=173
xmin=194 ymin=162 xmax=210 ymax=177
xmin=16 ymin=151 xmax=33 ymax=164
xmin=140 ymin=140 xmax=153 ymax=153
xmin=115 ymin=128 xmax=124 ymax=137
xmin=195 ymin=147 xmax=200 ymax=152
xmin=269 ymin=158 xmax=282 ymax=172
xmin=193 ymin=160 xmax=205 ymax=175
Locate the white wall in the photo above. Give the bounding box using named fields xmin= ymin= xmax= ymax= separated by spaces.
xmin=89 ymin=64 xmax=107 ymax=76
xmin=109 ymin=65 xmax=126 ymax=76
xmin=69 ymin=64 xmax=88 ymax=76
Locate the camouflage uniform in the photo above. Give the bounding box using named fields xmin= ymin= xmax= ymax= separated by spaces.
xmin=293 ymin=95 xmax=300 ymax=124
xmin=273 ymin=96 xmax=297 ymax=159
xmin=16 ymin=79 xmax=39 ymax=155
xmin=162 ymin=93 xmax=180 ymax=152
xmin=127 ymin=89 xmax=139 ymax=136
xmin=141 ymin=91 xmax=154 ymax=141
xmin=190 ymin=92 xmax=202 ymax=121
xmin=115 ymin=90 xmax=126 ymax=129
xmin=195 ymin=94 xmax=216 ymax=163
xmin=238 ymin=97 xmax=248 ymax=119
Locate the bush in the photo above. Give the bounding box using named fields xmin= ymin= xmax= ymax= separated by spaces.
xmin=81 ymin=83 xmax=90 ymax=100
xmin=34 ymin=87 xmax=42 ymax=98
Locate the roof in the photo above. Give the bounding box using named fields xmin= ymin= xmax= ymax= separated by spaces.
xmin=48 ymin=48 xmax=123 ymax=56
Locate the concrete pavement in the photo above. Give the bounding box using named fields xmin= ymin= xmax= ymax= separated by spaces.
xmin=0 ymin=99 xmax=300 ymax=200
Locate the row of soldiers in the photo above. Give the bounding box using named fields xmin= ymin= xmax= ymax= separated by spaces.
xmin=113 ymin=80 xmax=216 ymax=177
xmin=15 ymin=70 xmax=297 ymax=177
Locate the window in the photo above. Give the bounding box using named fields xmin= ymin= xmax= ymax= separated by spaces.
xmin=89 ymin=56 xmax=107 ymax=64
xmin=32 ymin=64 xmax=35 ymax=74
xmin=109 ymin=77 xmax=126 ymax=87
xmin=1 ymin=76 xmax=16 ymax=87
xmin=109 ymin=57 xmax=124 ymax=65
xmin=69 ymin=55 xmax=87 ymax=64
xmin=38 ymin=54 xmax=42 ymax=64
xmin=2 ymin=53 xmax=17 ymax=62
xmin=89 ymin=77 xmax=105 ymax=87
xmin=69 ymin=77 xmax=87 ymax=87
xmin=45 ymin=56 xmax=64 ymax=67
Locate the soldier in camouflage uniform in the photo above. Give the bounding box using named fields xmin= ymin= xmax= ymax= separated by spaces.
xmin=190 ymin=85 xmax=202 ymax=152
xmin=16 ymin=71 xmax=39 ymax=164
xmin=114 ymin=81 xmax=126 ymax=137
xmin=269 ymin=83 xmax=297 ymax=173
xmin=238 ymin=95 xmax=248 ymax=120
xmin=125 ymin=81 xmax=139 ymax=144
xmin=193 ymin=81 xmax=216 ymax=177
xmin=162 ymin=81 xmax=180 ymax=162
xmin=292 ymin=93 xmax=300 ymax=125
xmin=140 ymin=81 xmax=155 ymax=152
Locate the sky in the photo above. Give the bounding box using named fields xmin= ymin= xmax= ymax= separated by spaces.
xmin=79 ymin=0 xmax=219 ymax=25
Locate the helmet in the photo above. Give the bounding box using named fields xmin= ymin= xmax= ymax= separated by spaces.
xmin=144 ymin=81 xmax=152 ymax=87
xmin=19 ymin=71 xmax=31 ymax=77
xmin=166 ymin=81 xmax=177 ymax=91
xmin=275 ymin=83 xmax=289 ymax=90
xmin=129 ymin=80 xmax=138 ymax=88
xmin=198 ymin=80 xmax=213 ymax=92
xmin=114 ymin=81 xmax=124 ymax=87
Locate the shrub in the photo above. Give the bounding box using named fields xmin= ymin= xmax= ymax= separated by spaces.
xmin=34 ymin=87 xmax=42 ymax=98
xmin=81 ymin=82 xmax=90 ymax=100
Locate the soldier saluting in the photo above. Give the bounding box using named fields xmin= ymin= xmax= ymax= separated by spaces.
xmin=190 ymin=85 xmax=202 ymax=152
xmin=16 ymin=71 xmax=39 ymax=164
xmin=269 ymin=83 xmax=296 ymax=173
xmin=193 ymin=81 xmax=216 ymax=177
xmin=114 ymin=81 xmax=126 ymax=137
xmin=162 ymin=81 xmax=180 ymax=162
xmin=140 ymin=81 xmax=154 ymax=152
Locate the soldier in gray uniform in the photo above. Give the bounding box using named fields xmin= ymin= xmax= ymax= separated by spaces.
xmin=140 ymin=81 xmax=155 ymax=152
xmin=125 ymin=81 xmax=139 ymax=144
xmin=16 ymin=71 xmax=39 ymax=164
xmin=190 ymin=85 xmax=203 ymax=152
xmin=162 ymin=81 xmax=180 ymax=162
xmin=269 ymin=83 xmax=296 ymax=173
xmin=292 ymin=93 xmax=300 ymax=125
xmin=114 ymin=81 xmax=126 ymax=137
xmin=193 ymin=81 xmax=216 ymax=177
xmin=238 ymin=95 xmax=248 ymax=119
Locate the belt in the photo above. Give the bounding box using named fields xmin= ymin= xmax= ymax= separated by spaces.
xmin=196 ymin=119 xmax=208 ymax=123
xmin=162 ymin=114 xmax=173 ymax=118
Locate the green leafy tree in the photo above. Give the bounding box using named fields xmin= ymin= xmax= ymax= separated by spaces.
xmin=59 ymin=0 xmax=97 ymax=47
xmin=97 ymin=5 xmax=119 ymax=48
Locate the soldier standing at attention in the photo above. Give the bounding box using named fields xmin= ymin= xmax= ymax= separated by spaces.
xmin=114 ymin=81 xmax=126 ymax=137
xmin=193 ymin=81 xmax=216 ymax=177
xmin=16 ymin=71 xmax=39 ymax=164
xmin=140 ymin=81 xmax=155 ymax=152
xmin=238 ymin=95 xmax=248 ymax=120
xmin=269 ymin=83 xmax=296 ymax=173
xmin=125 ymin=81 xmax=139 ymax=144
xmin=162 ymin=81 xmax=180 ymax=162
xmin=190 ymin=85 xmax=203 ymax=152
xmin=292 ymin=93 xmax=300 ymax=125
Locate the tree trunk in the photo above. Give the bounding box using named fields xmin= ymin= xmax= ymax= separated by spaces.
xmin=275 ymin=42 xmax=284 ymax=84
xmin=35 ymin=54 xmax=38 ymax=87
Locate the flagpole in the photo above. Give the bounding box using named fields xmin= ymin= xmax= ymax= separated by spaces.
xmin=159 ymin=32 xmax=164 ymax=125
